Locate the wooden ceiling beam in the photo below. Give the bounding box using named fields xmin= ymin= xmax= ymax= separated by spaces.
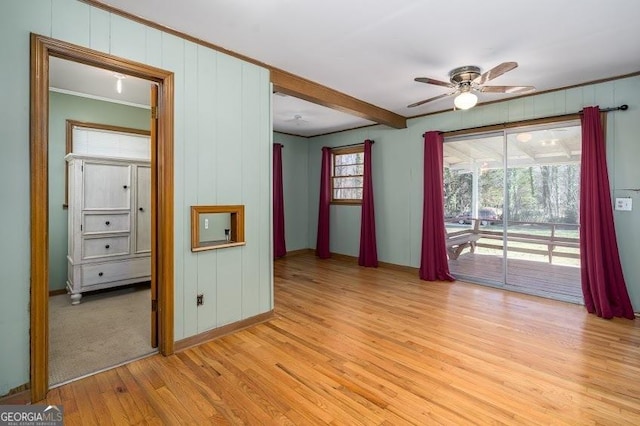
xmin=84 ymin=0 xmax=407 ymax=130
xmin=271 ymin=69 xmax=406 ymax=130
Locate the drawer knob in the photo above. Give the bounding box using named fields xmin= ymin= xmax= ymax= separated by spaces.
xmin=123 ymin=185 xmax=128 ymax=189
xmin=98 ymin=272 xmax=103 ymax=277
xmin=105 ymin=221 xmax=110 ymax=226
xmin=139 ymin=207 xmax=144 ymax=212
xmin=105 ymin=244 xmax=110 ymax=249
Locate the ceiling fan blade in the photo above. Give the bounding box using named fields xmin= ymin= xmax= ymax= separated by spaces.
xmin=407 ymin=92 xmax=455 ymax=108
xmin=414 ymin=77 xmax=454 ymax=88
xmin=479 ymin=85 xmax=536 ymax=94
xmin=474 ymin=62 xmax=518 ymax=85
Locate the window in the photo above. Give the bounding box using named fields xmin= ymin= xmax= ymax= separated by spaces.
xmin=331 ymin=145 xmax=364 ymax=204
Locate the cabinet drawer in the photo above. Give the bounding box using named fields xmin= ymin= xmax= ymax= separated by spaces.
xmin=84 ymin=213 xmax=130 ymax=233
xmin=81 ymin=257 xmax=150 ymax=287
xmin=82 ymin=236 xmax=130 ymax=259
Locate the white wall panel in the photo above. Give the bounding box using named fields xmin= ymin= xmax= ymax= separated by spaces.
xmin=258 ymin=70 xmax=273 ymax=309
xmin=145 ymin=28 xmax=163 ymax=68
xmin=531 ymin=92 xmax=556 ymax=118
xmin=375 ymin=132 xmax=412 ymax=266
xmin=52 ymin=0 xmax=90 ymax=47
xmin=216 ymin=55 xmax=243 ymax=204
xmin=0 ymin=0 xmax=53 ymax=397
xmin=216 ymin=249 xmax=243 ymax=326
xmin=180 ymin=41 xmax=201 ymax=337
xmin=610 ymin=78 xmax=640 ymax=309
xmin=564 ymin=87 xmax=584 ymax=113
xmin=272 ymin=132 xmax=310 ymax=251
xmin=110 ymin=15 xmax=146 ymax=63
xmin=196 ymin=46 xmax=217 ymax=203
xmin=197 ymin=252 xmax=217 ymax=331
xmin=89 ymin=7 xmax=110 ymax=52
xmin=506 ymin=97 xmax=526 ymax=122
xmin=241 ymin=66 xmax=264 ymax=317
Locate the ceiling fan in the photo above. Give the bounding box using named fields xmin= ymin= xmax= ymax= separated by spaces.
xmin=408 ymin=62 xmax=535 ymax=110
xmin=285 ymin=114 xmax=310 ymax=126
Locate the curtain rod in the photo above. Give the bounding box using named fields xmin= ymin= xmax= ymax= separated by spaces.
xmin=332 ymin=140 xmax=375 ymax=149
xmin=599 ymin=104 xmax=629 ymax=113
xmin=425 ymin=104 xmax=629 ymax=137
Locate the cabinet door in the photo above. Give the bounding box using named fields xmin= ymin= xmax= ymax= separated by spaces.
xmin=135 ymin=165 xmax=151 ymax=254
xmin=83 ymin=162 xmax=131 ymax=210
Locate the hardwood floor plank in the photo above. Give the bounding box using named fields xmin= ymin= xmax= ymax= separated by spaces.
xmin=45 ymin=253 xmax=640 ymax=424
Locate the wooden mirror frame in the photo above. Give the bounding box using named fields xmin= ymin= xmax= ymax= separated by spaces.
xmin=191 ymin=205 xmax=245 ymax=252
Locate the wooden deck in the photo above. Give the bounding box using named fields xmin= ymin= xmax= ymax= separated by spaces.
xmin=449 ymin=252 xmax=583 ymax=304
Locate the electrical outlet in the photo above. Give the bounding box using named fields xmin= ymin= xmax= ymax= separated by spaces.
xmin=615 ymin=198 xmax=632 ymax=211
xmin=197 ymin=294 xmax=204 ymax=306
xmin=204 ymin=218 xmax=209 ymax=229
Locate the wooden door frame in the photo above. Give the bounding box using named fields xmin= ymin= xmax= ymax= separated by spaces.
xmin=30 ymin=33 xmax=175 ymax=402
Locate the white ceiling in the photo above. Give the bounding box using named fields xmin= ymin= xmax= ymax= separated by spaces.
xmin=54 ymin=0 xmax=640 ymax=137
xmin=50 ymin=56 xmax=151 ymax=108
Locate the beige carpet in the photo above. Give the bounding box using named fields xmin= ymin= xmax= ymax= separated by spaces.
xmin=49 ymin=284 xmax=156 ymax=386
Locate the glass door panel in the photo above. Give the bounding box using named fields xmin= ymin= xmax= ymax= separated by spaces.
xmin=443 ymin=132 xmax=505 ymax=287
xmin=504 ymin=122 xmax=582 ymax=303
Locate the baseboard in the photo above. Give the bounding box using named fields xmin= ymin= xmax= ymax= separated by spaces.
xmin=328 ymin=252 xmax=356 ymax=262
xmin=276 ymin=248 xmax=314 ymax=258
xmin=328 ymin=252 xmax=419 ymax=274
xmin=0 ymin=384 xmax=30 ymax=405
xmin=49 ymin=289 xmax=67 ymax=297
xmin=278 ymin=249 xmax=419 ymax=275
xmin=174 ymin=310 xmax=275 ymax=352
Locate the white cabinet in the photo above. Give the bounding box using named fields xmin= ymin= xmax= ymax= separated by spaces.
xmin=66 ymin=154 xmax=151 ymax=304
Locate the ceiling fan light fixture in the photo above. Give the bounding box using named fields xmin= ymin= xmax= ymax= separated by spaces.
xmin=454 ymin=91 xmax=478 ymax=110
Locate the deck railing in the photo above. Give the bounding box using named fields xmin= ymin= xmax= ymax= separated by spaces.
xmin=445 ymin=219 xmax=580 ymax=263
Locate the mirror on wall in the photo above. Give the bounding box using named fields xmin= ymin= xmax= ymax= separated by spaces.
xmin=191 ymin=205 xmax=245 ymax=251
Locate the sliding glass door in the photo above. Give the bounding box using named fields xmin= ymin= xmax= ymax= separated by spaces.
xmin=444 ymin=121 xmax=582 ymax=303
xmin=443 ymin=131 xmax=505 ymax=287
xmin=503 ymin=123 xmax=582 ymax=303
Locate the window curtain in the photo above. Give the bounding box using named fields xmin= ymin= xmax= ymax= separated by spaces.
xmin=273 ymin=143 xmax=287 ymax=258
xmin=316 ymin=147 xmax=332 ymax=258
xmin=359 ymin=139 xmax=378 ymax=267
xmin=419 ymin=131 xmax=454 ymax=281
xmin=579 ymin=106 xmax=634 ymax=319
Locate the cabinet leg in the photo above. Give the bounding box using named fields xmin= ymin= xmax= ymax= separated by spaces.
xmin=70 ymin=293 xmax=82 ymax=305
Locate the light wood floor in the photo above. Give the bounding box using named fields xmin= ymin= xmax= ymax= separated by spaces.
xmin=45 ymin=252 xmax=640 ymax=424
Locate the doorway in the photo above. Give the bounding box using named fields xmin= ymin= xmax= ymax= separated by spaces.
xmin=30 ymin=33 xmax=175 ymax=402
xmin=49 ymin=116 xmax=155 ymax=386
xmin=443 ymin=120 xmax=582 ymax=303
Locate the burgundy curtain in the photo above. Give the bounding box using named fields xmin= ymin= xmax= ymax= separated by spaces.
xmin=580 ymin=106 xmax=634 ymax=319
xmin=419 ymin=131 xmax=454 ymax=281
xmin=316 ymin=147 xmax=332 ymax=258
xmin=273 ymin=143 xmax=287 ymax=258
xmin=359 ymin=140 xmax=378 ymax=267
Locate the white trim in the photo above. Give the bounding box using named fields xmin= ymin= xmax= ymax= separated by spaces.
xmin=49 ymin=87 xmax=151 ymax=110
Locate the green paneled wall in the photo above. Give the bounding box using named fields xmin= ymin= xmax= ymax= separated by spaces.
xmin=273 ymin=133 xmax=310 ymax=252
xmin=305 ymin=76 xmax=640 ymax=311
xmin=48 ymin=92 xmax=150 ymax=292
xmin=0 ymin=0 xmax=272 ymax=396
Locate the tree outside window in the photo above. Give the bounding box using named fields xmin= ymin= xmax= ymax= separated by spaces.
xmin=331 ymin=145 xmax=364 ymax=204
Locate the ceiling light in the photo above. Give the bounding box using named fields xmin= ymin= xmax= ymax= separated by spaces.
xmin=113 ymin=73 xmax=126 ymax=94
xmin=454 ymin=92 xmax=478 ymax=110
xmin=516 ymin=133 xmax=533 ymax=142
